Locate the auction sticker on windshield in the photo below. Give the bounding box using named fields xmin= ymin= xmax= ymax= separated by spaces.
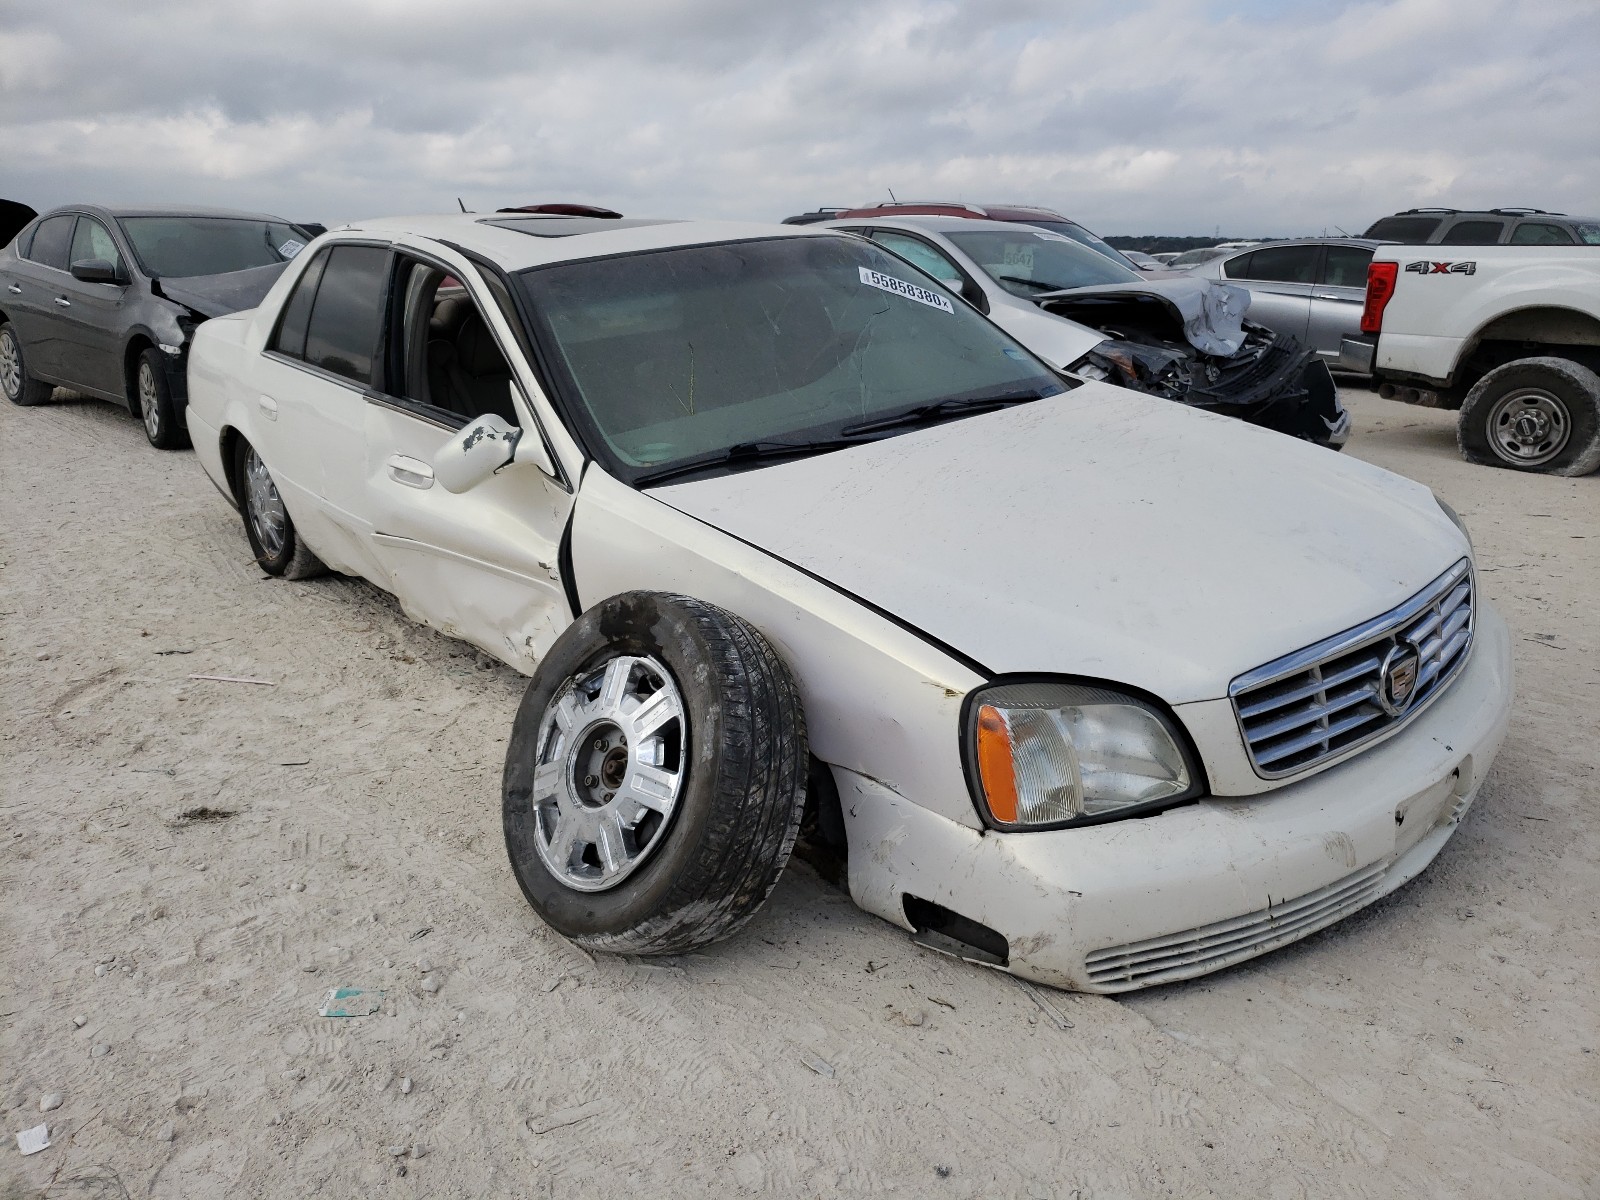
xmin=278 ymin=239 xmax=306 ymax=259
xmin=859 ymin=267 xmax=954 ymax=313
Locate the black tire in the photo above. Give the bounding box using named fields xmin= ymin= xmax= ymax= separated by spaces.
xmin=1458 ymin=357 xmax=1600 ymax=477
xmin=503 ymin=591 xmax=808 ymax=956
xmin=0 ymin=320 xmax=53 ymax=406
xmin=134 ymin=347 xmax=190 ymax=450
xmin=232 ymin=437 xmax=327 ymax=579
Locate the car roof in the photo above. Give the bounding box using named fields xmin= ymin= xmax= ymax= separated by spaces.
xmin=37 ymin=204 xmax=299 ymax=223
xmin=1219 ymin=237 xmax=1389 ymax=251
xmin=825 ymin=215 xmax=1051 ymax=236
xmin=839 ymin=201 xmax=1071 ymax=221
xmin=329 ymin=212 xmax=834 ymax=271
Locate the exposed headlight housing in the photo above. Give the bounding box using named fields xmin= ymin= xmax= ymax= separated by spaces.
xmin=1434 ymin=492 xmax=1474 ymax=551
xmin=965 ymin=682 xmax=1203 ymax=830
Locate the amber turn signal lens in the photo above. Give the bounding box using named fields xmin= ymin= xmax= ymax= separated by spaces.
xmin=975 ymin=704 xmax=1020 ymax=824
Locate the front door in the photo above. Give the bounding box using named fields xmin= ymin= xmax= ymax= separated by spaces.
xmin=53 ymin=215 xmax=133 ymax=398
xmin=362 ymin=253 xmax=574 ymax=671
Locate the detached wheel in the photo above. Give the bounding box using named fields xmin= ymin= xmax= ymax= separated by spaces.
xmin=135 ymin=348 xmax=190 ymax=450
xmin=504 ymin=592 xmax=808 ymax=956
xmin=1458 ymin=357 xmax=1600 ymax=477
xmin=0 ymin=321 xmax=53 ymax=406
xmin=233 ymin=438 xmax=326 ymax=579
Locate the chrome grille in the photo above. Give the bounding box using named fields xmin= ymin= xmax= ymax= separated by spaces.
xmin=1230 ymin=560 xmax=1474 ymax=779
xmin=1083 ymin=863 xmax=1387 ymax=991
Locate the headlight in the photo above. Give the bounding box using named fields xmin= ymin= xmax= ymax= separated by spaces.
xmin=966 ymin=682 xmax=1202 ymax=829
xmin=1434 ymin=493 xmax=1474 ymax=551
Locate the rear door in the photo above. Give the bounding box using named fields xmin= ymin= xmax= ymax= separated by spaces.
xmin=1305 ymin=244 xmax=1374 ymax=363
xmin=360 ymin=249 xmax=574 ymax=670
xmin=1221 ymin=244 xmax=1317 ymax=347
xmin=5 ymin=213 xmax=78 ymax=379
xmin=251 ymin=240 xmax=392 ymax=580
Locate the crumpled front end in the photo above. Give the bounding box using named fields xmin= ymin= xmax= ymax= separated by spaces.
xmin=1064 ymin=301 xmax=1348 ymax=446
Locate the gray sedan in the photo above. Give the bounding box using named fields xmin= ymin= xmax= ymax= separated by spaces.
xmin=0 ymin=205 xmax=316 ymax=447
xmin=1187 ymin=238 xmax=1387 ymax=372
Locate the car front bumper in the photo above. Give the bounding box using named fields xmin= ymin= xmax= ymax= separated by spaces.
xmin=842 ymin=602 xmax=1513 ymax=992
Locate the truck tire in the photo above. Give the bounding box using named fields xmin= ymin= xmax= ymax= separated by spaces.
xmin=503 ymin=592 xmax=808 ymax=957
xmin=1458 ymin=357 xmax=1600 ymax=476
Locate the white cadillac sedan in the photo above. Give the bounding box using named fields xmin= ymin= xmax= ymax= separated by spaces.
xmin=185 ymin=213 xmax=1512 ymax=992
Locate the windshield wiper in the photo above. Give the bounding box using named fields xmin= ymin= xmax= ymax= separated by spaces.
xmin=634 ymin=438 xmax=864 ymax=487
xmin=997 ymin=274 xmax=1077 ymax=293
xmin=839 ymin=390 xmax=1052 ymax=437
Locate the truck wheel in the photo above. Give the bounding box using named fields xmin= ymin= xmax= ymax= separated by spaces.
xmin=503 ymin=592 xmax=808 ymax=956
xmin=0 ymin=321 xmax=53 ymax=406
xmin=1458 ymin=357 xmax=1600 ymax=476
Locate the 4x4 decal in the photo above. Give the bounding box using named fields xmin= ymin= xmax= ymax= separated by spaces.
xmin=1405 ymin=260 xmax=1477 ymax=276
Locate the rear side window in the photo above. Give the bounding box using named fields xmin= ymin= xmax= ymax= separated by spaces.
xmin=873 ymin=231 xmax=966 ymax=286
xmin=1321 ymin=246 xmax=1374 ymax=288
xmin=1578 ymin=224 xmax=1600 ymax=246
xmin=25 ymin=215 xmax=76 ymax=270
xmin=271 ymin=248 xmax=330 ymax=361
xmin=1509 ymin=222 xmax=1576 ymax=245
xmin=1232 ymin=245 xmax=1317 ymax=283
xmin=302 ymin=245 xmax=390 ymax=385
xmin=1363 ymin=216 xmax=1442 ymax=242
xmin=1439 ymin=220 xmax=1505 ymax=245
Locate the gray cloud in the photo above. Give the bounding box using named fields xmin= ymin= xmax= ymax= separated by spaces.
xmin=1 ymin=0 xmax=1595 ymax=235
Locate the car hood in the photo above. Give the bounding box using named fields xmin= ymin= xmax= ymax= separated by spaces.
xmin=156 ymin=262 xmax=290 ymax=319
xmin=649 ymin=387 xmax=1466 ymax=704
xmin=1036 ymin=276 xmax=1252 ymax=357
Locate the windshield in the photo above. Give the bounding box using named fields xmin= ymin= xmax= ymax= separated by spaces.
xmin=1012 ymin=220 xmax=1141 ymax=270
xmin=517 ymin=235 xmax=1065 ymax=483
xmin=946 ymin=228 xmax=1141 ymax=296
xmin=119 ymin=217 xmax=312 ymax=278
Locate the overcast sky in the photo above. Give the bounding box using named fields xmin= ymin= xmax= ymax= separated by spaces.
xmin=2 ymin=0 xmax=1595 ymax=236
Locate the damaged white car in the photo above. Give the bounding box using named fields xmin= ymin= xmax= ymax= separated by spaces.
xmin=185 ymin=214 xmax=1513 ymax=991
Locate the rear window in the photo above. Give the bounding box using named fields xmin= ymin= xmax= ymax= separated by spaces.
xmin=301 ymin=244 xmax=390 ymax=386
xmin=1321 ymin=246 xmax=1373 ymax=288
xmin=1229 ymin=245 xmax=1317 ymax=284
xmin=1363 ymin=216 xmax=1443 ymax=242
xmin=1509 ymin=222 xmax=1576 ymax=245
xmin=1439 ymin=220 xmax=1506 ymax=245
xmin=25 ymin=215 xmax=76 ymax=270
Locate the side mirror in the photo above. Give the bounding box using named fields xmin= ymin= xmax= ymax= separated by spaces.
xmin=432 ymin=413 xmax=556 ymax=493
xmin=70 ymin=258 xmax=125 ymax=285
xmin=434 ymin=414 xmax=520 ymax=493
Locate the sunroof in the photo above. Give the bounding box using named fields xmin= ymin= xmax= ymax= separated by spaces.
xmin=477 ymin=216 xmax=677 ymax=238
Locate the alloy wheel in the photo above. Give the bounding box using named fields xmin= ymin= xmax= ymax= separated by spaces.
xmin=243 ymin=447 xmax=289 ymax=560
xmin=0 ymin=329 xmax=20 ymax=400
xmin=1487 ymin=387 xmax=1572 ymax=467
xmin=138 ymin=361 xmax=161 ymax=439
xmin=529 ymin=655 xmax=686 ymax=892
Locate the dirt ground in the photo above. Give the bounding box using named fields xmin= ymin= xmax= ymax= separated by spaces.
xmin=1 ymin=387 xmax=1596 ymax=1199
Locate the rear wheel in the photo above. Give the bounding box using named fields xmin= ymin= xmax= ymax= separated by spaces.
xmin=0 ymin=321 xmax=52 ymax=406
xmin=233 ymin=438 xmax=326 ymax=578
xmin=503 ymin=592 xmax=808 ymax=956
xmin=134 ymin=348 xmax=189 ymax=449
xmin=1458 ymin=357 xmax=1600 ymax=476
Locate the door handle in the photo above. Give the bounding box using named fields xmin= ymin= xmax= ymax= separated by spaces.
xmin=386 ymin=455 xmax=434 ymax=489
xmin=54 ymin=297 xmax=71 ymax=307
xmin=258 ymin=395 xmax=278 ymax=421
xmin=1314 ymin=294 xmax=1343 ymax=301
xmin=6 ymin=284 xmax=19 ymax=294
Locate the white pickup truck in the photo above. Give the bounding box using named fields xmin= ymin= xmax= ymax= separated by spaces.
xmin=1345 ymin=245 xmax=1600 ymax=476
